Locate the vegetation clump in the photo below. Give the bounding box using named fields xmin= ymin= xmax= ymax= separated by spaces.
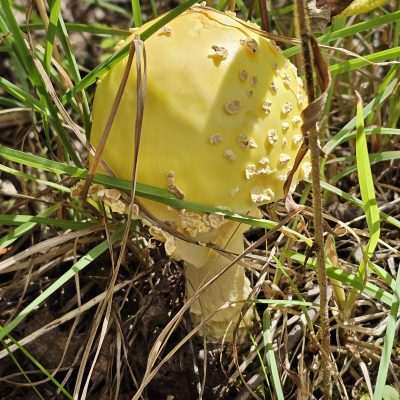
xmin=0 ymin=0 xmax=399 ymax=399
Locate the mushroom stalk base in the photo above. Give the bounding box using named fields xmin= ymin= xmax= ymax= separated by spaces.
xmin=176 ymin=222 xmax=254 ymax=341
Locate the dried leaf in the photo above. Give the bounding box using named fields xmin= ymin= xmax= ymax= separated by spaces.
xmin=284 ymin=35 xmax=331 ymax=197
xmin=307 ymin=0 xmax=331 ymax=31
xmin=0 ymin=247 xmax=9 ymax=256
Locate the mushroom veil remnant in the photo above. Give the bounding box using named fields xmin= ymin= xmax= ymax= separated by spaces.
xmin=90 ymin=6 xmax=310 ymax=341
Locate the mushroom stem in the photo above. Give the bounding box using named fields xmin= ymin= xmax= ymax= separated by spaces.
xmin=175 ymin=221 xmax=253 ymax=340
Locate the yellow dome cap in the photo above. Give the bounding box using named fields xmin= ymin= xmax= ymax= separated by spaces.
xmin=90 ymin=6 xmax=309 ymax=215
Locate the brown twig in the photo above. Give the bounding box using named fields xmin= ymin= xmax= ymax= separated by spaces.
xmin=294 ymin=0 xmax=332 ymax=397
xmin=74 ymin=38 xmax=147 ymax=400
xmin=247 ymin=0 xmax=256 ymax=20
xmin=80 ymin=40 xmax=137 ymax=201
xmin=258 ymin=0 xmax=270 ymax=32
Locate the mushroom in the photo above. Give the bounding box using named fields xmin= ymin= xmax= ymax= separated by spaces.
xmin=89 ymin=6 xmax=309 ymax=341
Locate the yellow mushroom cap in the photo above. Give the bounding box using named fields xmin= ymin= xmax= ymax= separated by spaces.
xmin=90 ymin=6 xmax=309 ymax=216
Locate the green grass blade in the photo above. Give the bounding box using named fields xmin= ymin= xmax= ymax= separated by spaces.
xmin=0 ymin=11 xmax=31 ymax=92
xmin=131 ymin=0 xmax=143 ymax=26
xmin=382 ymin=386 xmax=400 ymax=400
xmin=323 ymin=78 xmax=398 ymax=154
xmin=0 ymin=96 xmax=23 ymax=108
xmin=0 ymin=76 xmax=43 ymax=112
xmin=0 ymin=0 xmax=40 ymax=81
xmin=332 ymin=151 xmax=400 ymax=183
xmin=355 ymin=95 xmax=380 ymax=256
xmin=63 ymin=0 xmax=199 ymax=100
xmin=0 ymin=213 xmax=97 ymax=231
xmin=0 ymin=144 xmax=312 ymax=245
xmin=44 ymin=0 xmax=61 ymax=71
xmin=4 ymin=144 xmax=399 ymax=246
xmin=0 ymin=205 xmax=59 ymax=248
xmin=329 ymin=127 xmax=400 ymax=149
xmin=250 ymin=334 xmax=272 ymax=394
xmin=288 ymin=251 xmax=395 ymax=307
xmin=56 ymin=14 xmax=91 ymax=134
xmin=368 ymin=66 xmax=399 ymax=127
xmin=0 ymin=0 xmax=81 ymax=166
xmin=342 ymin=95 xmax=380 ymax=316
xmin=373 ymin=268 xmax=400 ymax=400
xmin=0 ymin=229 xmax=123 ymax=342
xmin=149 ymin=0 xmax=158 ymax=17
xmin=262 ymin=311 xmax=285 ymax=400
xmin=0 ymin=339 xmax=45 ymax=399
xmin=284 ymin=11 xmax=400 ymax=58
xmin=319 ymin=178 xmax=400 ymax=231
xmin=87 ymin=0 xmax=131 ymax=18
xmin=0 ymin=162 xmax=69 ymax=192
xmin=1 ymin=335 xmax=73 ymax=399
xmin=330 ymin=47 xmax=400 ymax=77
xmin=255 ymin=299 xmax=313 ymax=307
xmin=22 ymin=22 xmax=131 ymax=36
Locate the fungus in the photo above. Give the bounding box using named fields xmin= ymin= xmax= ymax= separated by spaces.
xmin=292 ymin=116 xmax=302 ymax=125
xmin=281 ymin=122 xmax=290 ymax=132
xmin=293 ymin=134 xmax=303 ymax=145
xmin=209 ymin=45 xmax=228 ymax=63
xmin=223 ymin=148 xmax=237 ymax=161
xmin=224 ymin=99 xmax=241 ymax=115
xmin=158 ymin=26 xmax=172 ymax=36
xmin=209 ymin=134 xmax=223 ymax=144
xmin=237 ymin=134 xmax=258 ymax=150
xmin=240 ymin=38 xmax=258 ymax=54
xmin=239 ymin=69 xmax=248 ymax=82
xmin=89 ymin=6 xmax=309 ymax=341
xmin=279 ymin=153 xmax=291 ymax=166
xmin=250 ymin=76 xmax=258 ymax=87
xmin=282 ymin=102 xmax=293 ymax=115
xmin=262 ymin=99 xmax=272 ymax=114
xmin=267 ymin=129 xmax=278 ymax=144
